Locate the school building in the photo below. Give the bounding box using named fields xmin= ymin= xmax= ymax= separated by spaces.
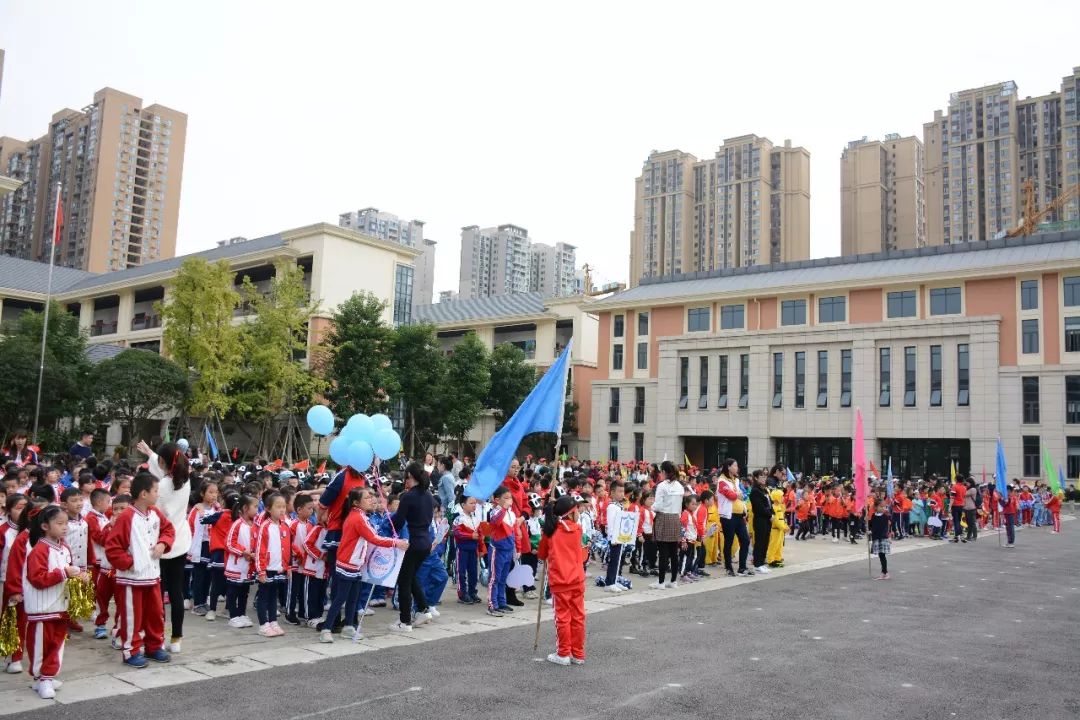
xmin=586 ymin=230 xmax=1080 ymax=481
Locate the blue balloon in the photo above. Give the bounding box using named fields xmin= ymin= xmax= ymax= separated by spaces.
xmin=346 ymin=414 xmax=375 ymax=443
xmin=370 ymin=414 xmax=393 ymax=433
xmin=371 ymin=428 xmax=401 ymax=460
xmin=306 ymin=405 xmax=335 ymax=436
xmin=347 ymin=440 xmax=374 ymax=471
xmin=329 ymin=436 xmax=351 ymax=466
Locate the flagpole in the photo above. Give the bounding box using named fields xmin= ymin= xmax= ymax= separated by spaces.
xmin=32 ymin=183 xmax=62 ymax=446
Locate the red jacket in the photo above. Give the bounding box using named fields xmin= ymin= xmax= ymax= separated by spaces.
xmin=1045 ymin=495 xmax=1062 ymax=512
xmin=537 ymin=518 xmax=587 ymax=591
xmin=105 ymin=506 xmax=175 ymax=586
xmin=503 ymin=476 xmax=529 ymax=518
xmin=3 ymin=529 xmax=29 ymax=599
xmin=254 ymin=519 xmax=291 ymax=575
xmin=487 ymin=506 xmax=518 ymax=543
xmin=209 ymin=510 xmax=233 ymax=553
xmin=337 ymin=508 xmax=394 ymax=574
xmin=1002 ymin=494 xmax=1019 ymax=515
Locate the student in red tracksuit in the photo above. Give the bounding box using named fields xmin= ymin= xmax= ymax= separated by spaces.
xmin=23 ymin=505 xmax=85 ymax=698
xmin=86 ymin=489 xmax=123 ymax=640
xmin=3 ymin=495 xmax=48 ymax=675
xmin=538 ymin=495 xmax=588 ymax=666
xmin=104 ymin=472 xmax=176 ymax=668
xmin=253 ymin=493 xmax=290 ymax=637
xmin=1046 ymin=492 xmax=1063 ymax=533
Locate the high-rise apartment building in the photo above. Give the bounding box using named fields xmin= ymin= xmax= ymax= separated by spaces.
xmin=630 ymin=137 xmax=810 ymax=287
xmin=337 ymin=207 xmax=435 ymax=307
xmin=0 ymin=88 xmax=186 ymax=272
xmin=840 ymin=135 xmax=926 ymax=255
xmin=458 ymin=224 xmax=531 ymax=300
xmin=924 ymin=67 xmax=1080 ymax=245
xmin=530 ymin=241 xmax=578 ymax=297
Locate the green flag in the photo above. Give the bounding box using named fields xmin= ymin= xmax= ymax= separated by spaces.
xmin=1043 ymin=444 xmax=1060 ymax=494
xmin=164 ymin=422 xmax=170 ymax=442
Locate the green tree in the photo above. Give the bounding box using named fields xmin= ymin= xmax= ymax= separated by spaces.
xmin=390 ymin=323 xmax=446 ymax=456
xmin=86 ymin=349 xmax=189 ymax=448
xmin=441 ymin=333 xmax=490 ymax=451
xmin=233 ymin=260 xmax=326 ymax=456
xmin=321 ymin=291 xmax=396 ymax=418
xmin=487 ymin=343 xmax=536 ymax=428
xmin=0 ymin=302 xmax=91 ymax=442
xmin=158 ymin=258 xmax=243 ymax=425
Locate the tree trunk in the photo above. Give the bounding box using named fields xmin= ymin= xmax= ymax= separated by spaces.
xmin=409 ymin=406 xmax=417 ymax=458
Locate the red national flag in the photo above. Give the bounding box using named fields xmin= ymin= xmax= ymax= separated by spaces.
xmin=317 ymin=460 xmax=326 ymax=475
xmin=52 ymin=188 xmax=63 ymax=245
xmin=291 ymin=459 xmax=310 ymax=471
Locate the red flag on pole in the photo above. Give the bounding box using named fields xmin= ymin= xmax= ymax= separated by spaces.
xmin=291 ymin=459 xmax=310 ymax=471
xmin=52 ymin=189 xmax=63 ymax=245
xmin=853 ymin=408 xmax=868 ymax=513
xmin=317 ymin=460 xmax=326 ymax=475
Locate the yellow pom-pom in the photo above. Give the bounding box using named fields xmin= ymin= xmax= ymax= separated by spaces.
xmin=0 ymin=604 xmax=19 ymax=657
xmin=67 ymin=574 xmax=96 ymax=621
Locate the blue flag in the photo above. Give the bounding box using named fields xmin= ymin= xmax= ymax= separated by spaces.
xmin=466 ymin=341 xmax=573 ymax=500
xmin=204 ymin=425 xmax=219 ymax=462
xmin=886 ymin=457 xmax=894 ymax=499
xmin=995 ymin=438 xmax=1008 ymax=500
xmin=786 ymin=467 xmax=796 ymax=485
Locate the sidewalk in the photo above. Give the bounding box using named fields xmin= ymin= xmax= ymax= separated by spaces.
xmin=0 ymin=517 xmax=1068 ymax=714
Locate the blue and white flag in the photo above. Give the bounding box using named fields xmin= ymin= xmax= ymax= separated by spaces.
xmin=204 ymin=425 xmax=219 ymax=461
xmin=995 ymin=438 xmax=1008 ymax=500
xmin=885 ymin=457 xmax=894 ymax=499
xmin=466 ymin=341 xmax=572 ymax=500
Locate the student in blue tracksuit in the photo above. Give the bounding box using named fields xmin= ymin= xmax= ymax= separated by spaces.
xmin=485 ymin=486 xmax=518 ymax=617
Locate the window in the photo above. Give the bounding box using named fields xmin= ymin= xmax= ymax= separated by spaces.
xmin=957 ymin=344 xmax=969 ymax=406
xmin=1023 ymin=436 xmax=1040 ymax=477
xmin=1020 ymin=280 xmax=1039 ymax=310
xmin=739 ymin=354 xmax=749 ymax=408
xmin=781 ymin=299 xmax=806 ymax=326
xmin=879 ymin=347 xmax=891 ymax=406
xmin=1067 ymin=377 xmax=1080 ymax=424
xmin=795 ymin=351 xmax=806 ymax=408
xmin=1069 ymin=437 xmax=1080 ymax=480
xmin=720 ymin=304 xmax=744 ymax=329
xmin=929 ymin=287 xmax=962 ymax=316
xmin=1022 ymin=319 xmax=1040 ymax=354
xmin=1065 ymin=276 xmax=1080 ymax=307
xmin=393 ymin=264 xmax=414 ymax=326
xmin=717 ymin=355 xmax=728 ymax=408
xmin=609 ymin=388 xmax=620 ymax=424
xmin=887 ymin=291 xmax=917 ymax=318
xmin=1022 ymin=377 xmax=1039 ymax=424
xmin=634 ymin=433 xmax=644 ymax=462
xmin=634 ymin=386 xmax=645 ymax=424
xmin=637 ymin=312 xmax=649 ymax=336
xmin=816 ymin=351 xmax=828 ymax=407
xmin=614 ymin=314 xmax=624 ymax=337
xmin=841 ymin=349 xmax=852 ymax=407
xmin=687 ymin=307 xmax=710 ymax=332
xmin=772 ymin=353 xmax=783 ymax=408
xmin=609 ymin=432 xmax=619 ymax=462
xmin=818 ymin=296 xmax=846 ymax=323
xmin=930 ymin=345 xmax=942 ymax=406
xmin=612 ymin=343 xmax=623 ymax=370
xmin=904 ymin=346 xmax=916 ymax=406
xmin=1065 ymin=317 xmax=1080 ymax=353
xmin=698 ymin=356 xmax=709 ymax=409
xmin=637 ymin=342 xmax=648 ymax=370
xmin=679 ymin=357 xmax=689 ymax=409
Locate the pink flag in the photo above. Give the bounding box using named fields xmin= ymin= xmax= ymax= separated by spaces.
xmin=854 ymin=408 xmax=868 ymax=512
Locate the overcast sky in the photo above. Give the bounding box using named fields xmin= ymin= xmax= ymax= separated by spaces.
xmin=1 ymin=1 xmax=1077 ymax=301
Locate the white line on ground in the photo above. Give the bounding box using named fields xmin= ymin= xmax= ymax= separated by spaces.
xmin=284 ymin=686 xmax=422 ymax=720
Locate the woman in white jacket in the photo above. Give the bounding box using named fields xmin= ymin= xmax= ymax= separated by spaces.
xmin=137 ymin=440 xmax=192 ymax=653
xmin=649 ymin=460 xmax=686 ymax=589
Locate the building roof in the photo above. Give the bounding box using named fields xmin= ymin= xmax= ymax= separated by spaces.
xmin=414 ymin=292 xmax=549 ymax=325
xmin=592 ymin=230 xmax=1080 ymax=309
xmin=84 ymin=343 xmax=129 ymax=364
xmin=0 ymin=254 xmax=96 ymax=295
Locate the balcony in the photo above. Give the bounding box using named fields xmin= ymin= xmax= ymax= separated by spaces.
xmin=90 ymin=321 xmax=118 ymax=337
xmin=131 ymin=314 xmax=161 ymax=331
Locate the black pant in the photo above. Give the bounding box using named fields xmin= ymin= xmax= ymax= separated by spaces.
xmin=159 ymin=554 xmax=186 ymax=640
xmin=520 ymin=552 xmax=538 ymax=593
xmin=657 ymin=541 xmax=679 ymax=583
xmin=721 ymin=514 xmax=751 ymax=572
xmin=965 ymin=509 xmax=978 ymax=540
xmin=951 ymin=507 xmax=964 ymax=538
xmin=642 ymin=536 xmax=657 ymax=571
xmin=396 ymin=544 xmax=430 ymax=625
xmin=879 ymin=553 xmax=888 ymax=574
xmin=752 ymin=517 xmax=771 ymax=568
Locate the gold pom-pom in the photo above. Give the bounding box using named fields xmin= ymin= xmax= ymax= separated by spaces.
xmin=67 ymin=574 xmax=96 ymax=621
xmin=0 ymin=604 xmax=19 ymax=657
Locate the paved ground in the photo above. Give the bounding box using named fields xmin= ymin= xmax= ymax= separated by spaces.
xmin=3 ymin=515 xmax=1077 ymax=719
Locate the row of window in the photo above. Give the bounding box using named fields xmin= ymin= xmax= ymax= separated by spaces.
xmin=613 ymin=312 xmax=650 ymax=338
xmin=608 ymin=431 xmax=645 ymax=463
xmin=1022 ymin=376 xmax=1080 ymax=425
xmin=879 ymin=345 xmax=969 ymax=407
xmin=1025 ymin=436 xmax=1080 ymax=479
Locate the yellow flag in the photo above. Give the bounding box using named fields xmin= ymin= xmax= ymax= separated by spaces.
xmin=950 ymin=460 xmax=956 ymax=483
xmin=684 ymin=453 xmax=692 ymax=468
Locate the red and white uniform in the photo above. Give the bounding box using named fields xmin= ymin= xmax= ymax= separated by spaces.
xmin=186 ymin=503 xmax=217 ymax=562
xmin=291 ymin=521 xmax=312 ymax=573
xmin=301 ymin=524 xmax=328 ymax=580
xmin=254 ymin=519 xmax=290 ymax=575
xmin=85 ymin=509 xmax=114 ymax=627
xmin=23 ymin=539 xmax=72 ymax=681
xmin=0 ymin=519 xmax=19 ymax=582
xmin=3 ymin=529 xmax=30 ymax=663
xmin=225 ymin=518 xmax=254 ymax=582
xmin=104 ymin=505 xmax=175 ymax=660
xmin=65 ymin=513 xmax=90 ymax=570
xmin=336 ymin=509 xmax=394 ymax=578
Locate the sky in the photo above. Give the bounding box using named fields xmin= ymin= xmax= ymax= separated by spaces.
xmin=1 ymin=1 xmax=1078 ymax=302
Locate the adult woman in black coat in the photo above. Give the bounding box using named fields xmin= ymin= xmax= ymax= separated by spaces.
xmin=749 ymin=469 xmax=773 ymax=574
xmin=391 ymin=461 xmax=435 ymax=631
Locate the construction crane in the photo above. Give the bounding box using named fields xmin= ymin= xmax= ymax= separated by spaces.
xmin=1006 ymin=179 xmax=1080 ymax=238
xmin=581 ymin=263 xmax=626 ymax=297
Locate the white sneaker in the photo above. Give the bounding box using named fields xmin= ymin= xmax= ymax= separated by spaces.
xmin=227 ymin=616 xmax=246 ymax=628
xmin=239 ymin=616 xmax=254 ymax=628
xmin=544 ymin=597 xmax=553 ymax=605
xmin=168 ymin=641 xmax=182 ymax=653
xmin=755 ymin=566 xmax=770 ymax=574
xmin=604 ymin=584 xmax=620 ymax=593
xmin=832 ymin=537 xmax=839 ymax=543
xmin=36 ymin=679 xmax=55 ymax=700
xmin=307 ymin=617 xmax=324 ymax=629
xmin=183 ymin=599 xmax=193 ymax=611
xmin=340 ymin=625 xmax=356 ymax=637
xmin=649 ymin=581 xmax=664 ymax=589
xmin=664 ymin=581 xmax=678 ymax=589
xmin=31 ymin=679 xmax=62 ymax=691
xmin=429 ymin=607 xmax=440 ymax=618
xmin=546 ymin=653 xmax=570 ymax=666
xmin=389 ymin=621 xmax=413 ymax=633
xmin=204 ymin=610 xmax=216 ymax=622
xmin=413 ymin=611 xmax=433 ymax=627
xmin=257 ymin=623 xmax=274 ymax=637
xmin=110 ymin=636 xmax=122 ymax=650
xmin=570 ymin=657 xmax=585 ymax=665
xmin=5 ymin=660 xmax=21 ymax=674
xmin=319 ymin=629 xmax=334 ymax=643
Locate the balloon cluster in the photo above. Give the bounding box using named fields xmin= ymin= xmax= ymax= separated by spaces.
xmin=305 ymin=405 xmax=402 ymax=472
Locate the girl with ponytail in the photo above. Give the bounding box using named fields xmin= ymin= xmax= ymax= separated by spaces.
xmin=537 ymin=494 xmax=588 ymax=667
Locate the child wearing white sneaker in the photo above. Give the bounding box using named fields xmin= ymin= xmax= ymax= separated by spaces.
xmin=254 ymin=493 xmax=289 ymax=637
xmin=602 ymin=482 xmax=627 ymax=593
xmin=224 ymin=495 xmax=258 ymax=629
xmin=538 ymin=495 xmax=587 ymax=666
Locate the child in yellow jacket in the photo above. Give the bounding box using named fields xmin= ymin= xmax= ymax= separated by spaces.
xmin=766 ymin=489 xmax=788 ymax=567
